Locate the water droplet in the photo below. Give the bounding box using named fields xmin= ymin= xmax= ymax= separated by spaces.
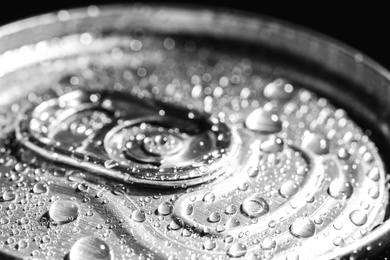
xmin=328 ymin=179 xmax=353 ymax=199
xmin=279 ymin=181 xmax=298 ymax=199
xmin=208 ymin=212 xmax=221 ymax=223
xmin=203 ymin=240 xmax=216 ymax=250
xmin=260 ymin=136 xmax=284 ymax=153
xmin=203 ymin=192 xmax=216 ymax=203
xmin=77 ymin=183 xmax=89 ymax=192
xmin=157 ymin=202 xmax=173 ymax=215
xmin=33 ymin=182 xmax=48 ymax=194
xmin=247 ymin=166 xmax=259 ymax=177
xmin=49 ymin=200 xmax=80 ymax=224
xmin=333 ymin=237 xmax=344 ymax=246
xmin=131 ymin=210 xmax=145 ymax=222
xmin=289 ymin=217 xmax=315 ymax=238
xmin=182 ymin=229 xmax=192 ymax=237
xmin=69 ymin=236 xmax=112 ymax=260
xmin=268 ymin=220 xmax=276 ymax=228
xmin=185 ymin=203 xmax=194 ymax=215
xmin=263 ymin=79 xmax=294 ymax=101
xmin=245 ymin=108 xmax=282 ymax=133
xmin=349 ymin=210 xmax=367 ymax=226
xmin=17 ymin=239 xmax=29 ymax=249
xmin=169 ymin=218 xmax=183 ymax=230
xmin=261 ymin=237 xmax=276 ymax=250
xmin=0 ymin=217 xmax=10 ymax=225
xmin=368 ymin=186 xmax=379 ymax=199
xmin=301 ymin=133 xmax=329 ymax=154
xmin=226 ymin=218 xmax=240 ymax=229
xmin=241 ymin=194 xmax=269 ymax=218
xmin=337 ymin=148 xmax=350 ymax=159
xmin=225 ymin=205 xmax=237 ymax=215
xmin=227 ymin=242 xmax=247 ymax=257
xmin=367 ymin=167 xmax=379 ymax=181
xmin=2 ymin=189 xmax=16 ymax=201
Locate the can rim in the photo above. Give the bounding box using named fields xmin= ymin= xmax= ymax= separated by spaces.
xmin=1 ymin=4 xmax=390 ymax=259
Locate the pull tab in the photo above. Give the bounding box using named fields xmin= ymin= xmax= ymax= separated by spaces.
xmin=16 ymin=90 xmax=240 ymax=187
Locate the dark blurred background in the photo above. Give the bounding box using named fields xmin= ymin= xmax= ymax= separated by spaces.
xmin=0 ymin=1 xmax=389 ymax=70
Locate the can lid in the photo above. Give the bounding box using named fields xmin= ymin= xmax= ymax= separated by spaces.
xmin=16 ymin=90 xmax=241 ymax=187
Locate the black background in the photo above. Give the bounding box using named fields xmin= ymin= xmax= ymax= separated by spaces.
xmin=0 ymin=1 xmax=389 ymax=70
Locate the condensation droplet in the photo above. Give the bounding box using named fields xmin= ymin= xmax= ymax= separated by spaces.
xmin=169 ymin=218 xmax=183 ymax=230
xmin=333 ymin=237 xmax=344 ymax=246
xmin=245 ymin=108 xmax=282 ymax=133
xmin=241 ymin=194 xmax=269 ymax=218
xmin=349 ymin=210 xmax=368 ymax=226
xmin=185 ymin=203 xmax=194 ymax=215
xmin=227 ymin=243 xmax=247 ymax=257
xmin=260 ymin=136 xmax=284 ymax=153
xmin=263 ymin=79 xmax=294 ymax=101
xmin=131 ymin=210 xmax=145 ymax=222
xmin=225 ymin=205 xmax=237 ymax=215
xmin=367 ymin=167 xmax=379 ymax=181
xmin=157 ymin=202 xmax=173 ymax=215
xmin=301 ymin=133 xmax=329 ymax=154
xmin=33 ymin=182 xmax=49 ymax=194
xmin=279 ymin=181 xmax=298 ymax=199
xmin=247 ymin=166 xmax=259 ymax=177
xmin=203 ymin=192 xmax=216 ymax=203
xmin=289 ymin=217 xmax=315 ymax=238
xmin=261 ymin=237 xmax=276 ymax=250
xmin=208 ymin=212 xmax=221 ymax=223
xmin=226 ymin=218 xmax=240 ymax=229
xmin=69 ymin=236 xmax=112 ymax=260
xmin=2 ymin=189 xmax=16 ymax=201
xmin=203 ymin=240 xmax=216 ymax=250
xmin=49 ymin=200 xmax=80 ymax=224
xmin=328 ymin=179 xmax=353 ymax=199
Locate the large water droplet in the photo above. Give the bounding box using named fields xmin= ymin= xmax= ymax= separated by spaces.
xmin=241 ymin=194 xmax=269 ymax=218
xmin=279 ymin=181 xmax=298 ymax=199
xmin=203 ymin=192 xmax=216 ymax=203
xmin=289 ymin=217 xmax=315 ymax=238
xmin=225 ymin=218 xmax=240 ymax=229
xmin=157 ymin=202 xmax=173 ymax=215
xmin=169 ymin=218 xmax=184 ymax=230
xmin=301 ymin=133 xmax=329 ymax=154
xmin=260 ymin=136 xmax=284 ymax=153
xmin=261 ymin=237 xmax=276 ymax=250
xmin=69 ymin=236 xmax=112 ymax=260
xmin=185 ymin=203 xmax=194 ymax=215
xmin=203 ymin=240 xmax=216 ymax=250
xmin=33 ymin=182 xmax=49 ymax=194
xmin=227 ymin=243 xmax=247 ymax=257
xmin=349 ymin=210 xmax=367 ymax=226
xmin=225 ymin=205 xmax=237 ymax=215
xmin=263 ymin=79 xmax=294 ymax=101
xmin=328 ymin=179 xmax=353 ymax=199
xmin=367 ymin=167 xmax=379 ymax=181
xmin=208 ymin=212 xmax=221 ymax=223
xmin=245 ymin=108 xmax=282 ymax=133
xmin=2 ymin=189 xmax=16 ymax=201
xmin=49 ymin=200 xmax=80 ymax=224
xmin=131 ymin=210 xmax=145 ymax=222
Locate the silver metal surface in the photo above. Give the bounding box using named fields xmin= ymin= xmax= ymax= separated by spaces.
xmin=0 ymin=4 xmax=390 ymax=260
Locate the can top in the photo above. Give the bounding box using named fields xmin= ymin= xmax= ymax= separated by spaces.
xmin=1 ymin=4 xmax=390 ymax=260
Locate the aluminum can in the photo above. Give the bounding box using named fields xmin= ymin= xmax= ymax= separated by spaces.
xmin=1 ymin=5 xmax=390 ymax=260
